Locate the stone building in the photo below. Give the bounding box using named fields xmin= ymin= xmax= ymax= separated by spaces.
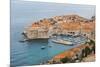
xmin=24 ymin=26 xmax=49 ymax=39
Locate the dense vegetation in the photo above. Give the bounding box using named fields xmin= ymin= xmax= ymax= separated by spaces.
xmin=60 ymin=39 xmax=95 ymax=63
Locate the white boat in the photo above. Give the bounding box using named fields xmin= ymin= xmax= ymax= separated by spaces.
xmin=48 ymin=45 xmax=53 ymax=47
xmin=41 ymin=46 xmax=46 ymax=49
xmin=19 ymin=39 xmax=28 ymax=42
xmin=52 ymin=39 xmax=73 ymax=45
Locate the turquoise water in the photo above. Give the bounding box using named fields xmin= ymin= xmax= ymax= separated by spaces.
xmin=10 ymin=1 xmax=95 ymax=66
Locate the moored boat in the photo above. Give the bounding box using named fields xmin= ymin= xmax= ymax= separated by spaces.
xmin=41 ymin=46 xmax=46 ymax=49
xmin=52 ymin=39 xmax=73 ymax=45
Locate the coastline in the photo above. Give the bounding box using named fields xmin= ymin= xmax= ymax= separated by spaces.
xmin=22 ymin=14 xmax=95 ymax=41
xmin=22 ymin=14 xmax=95 ymax=65
xmin=45 ymin=38 xmax=95 ymax=64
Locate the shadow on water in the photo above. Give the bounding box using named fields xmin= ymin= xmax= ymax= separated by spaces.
xmin=25 ymin=39 xmax=49 ymax=45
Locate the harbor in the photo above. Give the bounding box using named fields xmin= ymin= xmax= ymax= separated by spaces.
xmin=20 ymin=14 xmax=95 ymax=65
xmin=10 ymin=1 xmax=95 ymax=66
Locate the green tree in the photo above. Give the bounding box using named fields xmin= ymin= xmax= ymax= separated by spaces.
xmin=92 ymin=45 xmax=95 ymax=54
xmin=84 ymin=46 xmax=91 ymax=57
xmin=60 ymin=57 xmax=70 ymax=63
xmin=81 ymin=49 xmax=85 ymax=58
xmin=85 ymin=39 xmax=95 ymax=46
xmin=89 ymin=39 xmax=95 ymax=46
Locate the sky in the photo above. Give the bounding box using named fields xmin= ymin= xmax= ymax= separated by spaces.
xmin=12 ymin=0 xmax=96 ymax=5
xmin=11 ymin=0 xmax=95 ymax=19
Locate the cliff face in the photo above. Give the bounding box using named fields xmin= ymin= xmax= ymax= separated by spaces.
xmin=23 ymin=14 xmax=95 ymax=40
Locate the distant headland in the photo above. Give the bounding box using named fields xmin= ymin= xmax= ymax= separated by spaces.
xmin=22 ymin=14 xmax=95 ymax=41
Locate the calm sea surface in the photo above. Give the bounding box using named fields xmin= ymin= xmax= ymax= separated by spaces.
xmin=10 ymin=1 xmax=95 ymax=66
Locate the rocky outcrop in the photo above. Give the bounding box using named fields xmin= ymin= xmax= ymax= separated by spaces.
xmin=23 ymin=14 xmax=95 ymax=40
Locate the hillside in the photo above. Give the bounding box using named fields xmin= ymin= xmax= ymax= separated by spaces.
xmin=23 ymin=14 xmax=95 ymax=40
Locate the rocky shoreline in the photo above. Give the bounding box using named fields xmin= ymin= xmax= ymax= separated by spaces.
xmin=22 ymin=14 xmax=95 ymax=41
xmin=43 ymin=39 xmax=95 ymax=64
